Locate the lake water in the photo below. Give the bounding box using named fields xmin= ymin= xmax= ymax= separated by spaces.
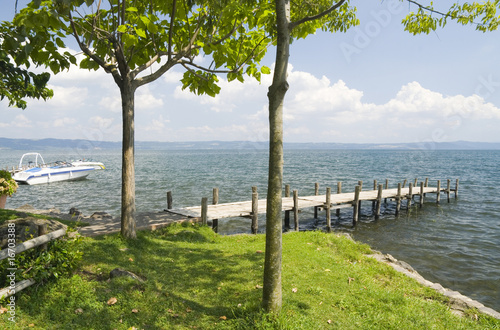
xmin=1 ymin=148 xmax=499 ymax=311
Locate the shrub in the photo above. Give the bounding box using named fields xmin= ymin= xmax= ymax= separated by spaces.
xmin=0 ymin=170 xmax=18 ymax=197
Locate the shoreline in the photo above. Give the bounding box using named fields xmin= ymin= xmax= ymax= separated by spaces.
xmin=6 ymin=205 xmax=500 ymax=320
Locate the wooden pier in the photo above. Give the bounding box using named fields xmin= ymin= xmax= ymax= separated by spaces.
xmin=164 ymin=179 xmax=459 ymax=233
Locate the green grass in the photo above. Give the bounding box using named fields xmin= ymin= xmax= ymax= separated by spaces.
xmin=0 ymin=209 xmax=89 ymax=228
xmin=1 ymin=223 xmax=498 ymax=329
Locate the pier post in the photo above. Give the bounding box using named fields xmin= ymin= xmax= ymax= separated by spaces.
xmin=212 ymin=188 xmax=219 ymax=233
xmin=353 ymin=185 xmax=361 ymax=226
xmin=396 ymin=183 xmax=402 ymax=216
xmin=325 ymin=187 xmax=332 ymax=233
xmin=446 ymin=179 xmax=451 ymax=203
xmin=167 ymin=191 xmax=173 ymax=210
xmin=201 ymin=197 xmax=208 ymax=226
xmin=455 ymin=179 xmax=459 ymax=199
xmin=336 ymin=182 xmax=342 ymax=217
xmin=414 ymin=178 xmax=418 ymax=188
xmin=375 ymin=184 xmax=383 ymax=220
xmin=419 ymin=182 xmax=424 ymax=208
xmin=384 ymin=179 xmax=388 ymax=204
xmin=284 ymin=184 xmax=291 ymax=230
xmin=251 ymin=186 xmax=258 ymax=234
xmin=314 ymin=182 xmax=319 ymax=219
xmin=436 ymin=180 xmax=441 ymax=204
xmin=358 ymin=181 xmax=363 ymax=210
xmin=407 ymin=183 xmax=413 ymax=211
xmin=424 ymin=178 xmax=429 ymax=197
xmin=372 ymin=180 xmax=377 ymax=210
xmin=402 ymin=179 xmax=407 ymax=188
xmin=293 ymin=190 xmax=299 ymax=231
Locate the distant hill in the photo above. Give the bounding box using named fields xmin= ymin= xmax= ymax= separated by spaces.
xmin=1 ymin=137 xmax=500 ymax=151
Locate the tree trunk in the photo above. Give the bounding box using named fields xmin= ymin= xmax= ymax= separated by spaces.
xmin=120 ymin=77 xmax=137 ymax=239
xmin=262 ymin=0 xmax=290 ymax=314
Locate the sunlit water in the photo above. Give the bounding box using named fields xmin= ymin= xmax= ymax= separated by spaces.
xmin=1 ymin=148 xmax=499 ymax=311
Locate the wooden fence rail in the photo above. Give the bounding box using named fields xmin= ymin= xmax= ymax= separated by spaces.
xmin=0 ymin=227 xmax=67 ymax=299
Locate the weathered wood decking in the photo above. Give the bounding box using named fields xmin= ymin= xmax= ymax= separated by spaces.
xmin=165 ymin=179 xmax=459 ymax=233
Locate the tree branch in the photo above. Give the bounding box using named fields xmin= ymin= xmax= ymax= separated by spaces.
xmin=168 ymin=0 xmax=177 ymax=61
xmin=69 ymin=12 xmax=121 ymax=86
xmin=289 ymin=0 xmax=346 ymax=30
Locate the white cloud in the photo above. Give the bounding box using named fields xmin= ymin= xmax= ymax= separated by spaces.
xmin=53 ymin=117 xmax=77 ymax=127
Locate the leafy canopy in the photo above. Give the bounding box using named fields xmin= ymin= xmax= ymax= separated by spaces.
xmin=403 ymin=0 xmax=500 ymax=34
xmin=13 ymin=0 xmax=274 ymax=96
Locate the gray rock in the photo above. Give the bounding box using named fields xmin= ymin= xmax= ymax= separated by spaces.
xmin=90 ymin=212 xmax=112 ymax=220
xmin=109 ymin=268 xmax=144 ymax=282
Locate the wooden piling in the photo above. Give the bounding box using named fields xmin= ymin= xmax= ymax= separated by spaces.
xmin=167 ymin=191 xmax=173 ymax=210
xmin=396 ymin=183 xmax=402 ymax=216
xmin=446 ymin=179 xmax=451 ymax=203
xmin=325 ymin=187 xmax=332 ymax=232
xmin=251 ymin=186 xmax=258 ymax=234
xmin=407 ymin=183 xmax=413 ymax=211
xmin=336 ymin=182 xmax=342 ymax=217
xmin=402 ymin=179 xmax=407 ymax=188
xmin=358 ymin=181 xmax=363 ymax=210
xmin=314 ymin=182 xmax=319 ymax=219
xmin=419 ymin=182 xmax=424 ymax=208
xmin=436 ymin=180 xmax=441 ymax=204
xmin=372 ymin=180 xmax=377 ymax=210
xmin=293 ymin=190 xmax=299 ymax=231
xmin=455 ymin=179 xmax=459 ymax=199
xmin=424 ymin=178 xmax=429 ymax=197
xmin=375 ymin=184 xmax=383 ymax=220
xmin=414 ymin=178 xmax=418 ymax=187
xmin=201 ymin=197 xmax=208 ymax=226
xmin=212 ymin=188 xmax=219 ymax=233
xmin=384 ymin=179 xmax=388 ymax=203
xmin=353 ymin=185 xmax=361 ymax=225
xmin=284 ymin=184 xmax=291 ymax=230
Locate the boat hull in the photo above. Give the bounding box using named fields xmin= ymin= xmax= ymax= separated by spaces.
xmin=13 ymin=166 xmax=95 ymax=185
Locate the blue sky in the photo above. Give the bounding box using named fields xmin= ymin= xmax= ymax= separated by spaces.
xmin=1 ymin=0 xmax=499 ymax=144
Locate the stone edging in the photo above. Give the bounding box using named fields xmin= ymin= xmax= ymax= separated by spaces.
xmin=367 ymin=252 xmax=500 ymax=320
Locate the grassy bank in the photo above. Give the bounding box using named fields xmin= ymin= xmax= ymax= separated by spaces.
xmin=1 ymin=222 xmax=499 ymax=329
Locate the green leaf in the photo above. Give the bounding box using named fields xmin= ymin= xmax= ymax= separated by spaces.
xmin=135 ymin=27 xmax=147 ymax=38
xmin=261 ymin=66 xmax=271 ymax=75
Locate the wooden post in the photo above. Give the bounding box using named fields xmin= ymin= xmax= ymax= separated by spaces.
xmin=38 ymin=224 xmax=48 ymax=252
xmin=167 ymin=191 xmax=173 ymax=210
xmin=325 ymin=187 xmax=331 ymax=232
xmin=212 ymin=188 xmax=219 ymax=233
xmin=358 ymin=181 xmax=363 ymax=210
xmin=384 ymin=179 xmax=388 ymax=203
xmin=424 ymin=178 xmax=429 ymax=197
xmin=414 ymin=178 xmax=418 ymax=187
xmin=314 ymin=182 xmax=319 ymax=219
xmin=201 ymin=197 xmax=208 ymax=226
xmin=372 ymin=180 xmax=377 ymax=210
xmin=284 ymin=184 xmax=291 ymax=230
xmin=293 ymin=190 xmax=299 ymax=231
xmin=419 ymin=182 xmax=424 ymax=208
xmin=436 ymin=180 xmax=441 ymax=204
xmin=407 ymin=183 xmax=413 ymax=211
xmin=455 ymin=179 xmax=459 ymax=199
xmin=251 ymin=186 xmax=258 ymax=234
xmin=353 ymin=185 xmax=361 ymax=226
xmin=336 ymin=182 xmax=342 ymax=217
xmin=375 ymin=184 xmax=383 ymax=220
xmin=396 ymin=183 xmax=402 ymax=216
xmin=402 ymin=179 xmax=407 ymax=188
xmin=446 ymin=179 xmax=451 ymax=203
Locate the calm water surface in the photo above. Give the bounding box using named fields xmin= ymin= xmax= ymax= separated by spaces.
xmin=1 ymin=149 xmax=499 ymax=311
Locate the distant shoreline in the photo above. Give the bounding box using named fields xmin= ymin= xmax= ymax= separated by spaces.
xmin=1 ymin=137 xmax=500 ymax=151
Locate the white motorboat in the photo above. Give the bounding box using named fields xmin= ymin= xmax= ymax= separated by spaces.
xmin=12 ymin=153 xmax=102 ymax=185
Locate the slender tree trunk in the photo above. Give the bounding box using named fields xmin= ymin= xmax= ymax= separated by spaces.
xmin=120 ymin=77 xmax=137 ymax=239
xmin=262 ymin=0 xmax=290 ymax=313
